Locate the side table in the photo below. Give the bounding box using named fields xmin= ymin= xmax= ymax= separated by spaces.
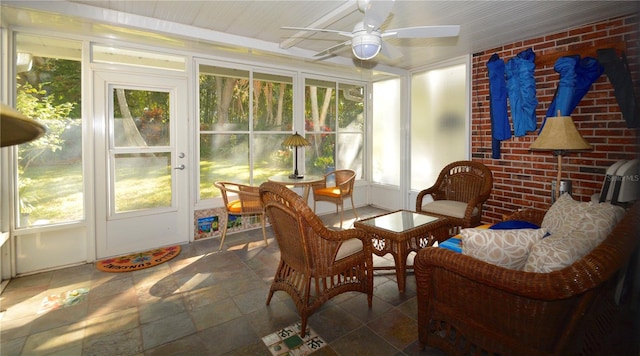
xmin=354 ymin=210 xmax=450 ymax=293
xmin=268 ymin=175 xmax=323 ymax=203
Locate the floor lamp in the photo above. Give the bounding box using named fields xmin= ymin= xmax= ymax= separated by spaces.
xmin=283 ymin=132 xmax=311 ymax=179
xmin=530 ymin=112 xmax=592 ymax=201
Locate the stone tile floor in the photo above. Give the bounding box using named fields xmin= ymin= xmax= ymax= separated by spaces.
xmin=0 ymin=206 xmax=448 ymax=355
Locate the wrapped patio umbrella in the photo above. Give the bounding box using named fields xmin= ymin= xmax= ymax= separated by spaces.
xmin=541 ymin=56 xmax=603 ymax=132
xmin=487 ymin=53 xmax=510 ymax=159
xmin=1 ymin=103 xmax=46 ymax=147
xmin=505 ymin=48 xmax=538 ymax=137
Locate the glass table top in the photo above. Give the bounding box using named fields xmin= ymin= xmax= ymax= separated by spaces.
xmin=358 ymin=210 xmax=440 ymax=233
xmin=268 ymin=175 xmax=323 ymax=185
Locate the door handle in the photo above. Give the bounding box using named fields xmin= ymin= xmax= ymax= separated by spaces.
xmin=174 ymin=164 xmax=185 ymax=170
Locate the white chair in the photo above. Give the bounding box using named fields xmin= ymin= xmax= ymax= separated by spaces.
xmin=593 ymin=160 xmax=628 ymax=203
xmin=611 ymin=159 xmax=639 ymax=205
xmin=593 ymin=159 xmax=640 ymax=206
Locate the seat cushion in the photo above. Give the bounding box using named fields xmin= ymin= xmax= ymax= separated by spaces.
xmin=335 ymin=238 xmax=363 ymax=260
xmin=421 ymin=200 xmax=478 ymax=219
xmin=315 ymin=187 xmax=342 ymax=198
xmin=227 ymin=199 xmax=261 ymax=213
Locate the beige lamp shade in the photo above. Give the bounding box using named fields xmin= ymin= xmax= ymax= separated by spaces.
xmin=282 ymin=132 xmax=311 ymax=147
xmin=1 ymin=104 xmax=46 ymax=147
xmin=530 ymin=115 xmax=592 ymax=152
xmin=530 ymin=114 xmax=591 ymax=202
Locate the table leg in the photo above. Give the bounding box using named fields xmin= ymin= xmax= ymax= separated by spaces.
xmin=302 ymin=185 xmax=311 ymax=203
xmin=395 ymin=243 xmax=408 ymax=293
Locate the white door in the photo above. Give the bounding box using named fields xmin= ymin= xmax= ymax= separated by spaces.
xmin=94 ymin=71 xmax=189 ymax=258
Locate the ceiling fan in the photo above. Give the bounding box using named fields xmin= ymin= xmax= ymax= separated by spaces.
xmin=282 ymin=0 xmax=460 ymax=61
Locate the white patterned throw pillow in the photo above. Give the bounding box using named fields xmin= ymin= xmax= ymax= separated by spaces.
xmin=461 ymin=228 xmax=547 ymax=270
xmin=541 ymin=193 xmax=590 ymax=236
xmin=524 ymin=201 xmax=626 ymax=273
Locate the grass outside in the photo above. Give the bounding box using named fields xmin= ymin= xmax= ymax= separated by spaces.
xmin=19 ymin=159 xmax=291 ymax=226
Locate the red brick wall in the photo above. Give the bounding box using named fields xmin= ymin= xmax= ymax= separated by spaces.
xmin=471 ymin=14 xmax=639 ymax=223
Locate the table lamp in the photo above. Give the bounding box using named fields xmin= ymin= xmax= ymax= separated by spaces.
xmin=530 ymin=111 xmax=592 ymax=200
xmin=283 ymin=131 xmax=311 ymax=179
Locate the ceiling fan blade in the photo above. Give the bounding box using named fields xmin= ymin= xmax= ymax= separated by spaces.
xmin=314 ymin=40 xmax=352 ymax=57
xmin=380 ymin=40 xmax=403 ymax=60
xmin=382 ymin=25 xmax=461 ymax=39
xmin=281 ymin=26 xmax=352 ymax=37
xmin=362 ymin=0 xmax=395 ymax=32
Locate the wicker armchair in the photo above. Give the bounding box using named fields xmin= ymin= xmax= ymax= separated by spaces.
xmin=414 ymin=202 xmax=640 ymax=355
xmin=260 ymin=181 xmax=373 ymax=337
xmin=311 ymin=169 xmax=358 ymax=228
xmin=416 ymin=161 xmax=493 ymax=232
xmin=214 ymin=181 xmax=268 ymax=251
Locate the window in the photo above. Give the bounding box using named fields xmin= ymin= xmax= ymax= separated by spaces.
xmin=304 ymin=79 xmax=365 ymax=177
xmin=15 ymin=33 xmax=83 ymax=227
xmin=198 ymin=64 xmax=294 ymax=199
xmin=372 ymin=78 xmax=401 ymax=185
xmin=410 ymin=62 xmax=469 ymax=190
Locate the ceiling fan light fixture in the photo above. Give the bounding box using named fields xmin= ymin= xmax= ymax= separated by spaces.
xmin=352 ymin=33 xmax=381 ymax=60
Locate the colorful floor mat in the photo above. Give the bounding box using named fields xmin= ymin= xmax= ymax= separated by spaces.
xmin=96 ymin=245 xmax=181 ymax=272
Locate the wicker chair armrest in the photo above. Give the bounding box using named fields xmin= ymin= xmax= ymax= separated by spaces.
xmin=416 ymin=186 xmax=438 ymax=210
xmin=312 ymin=226 xmax=372 ymax=265
xmin=318 ymin=224 xmax=368 ymax=243
xmin=503 ymin=208 xmax=546 ymax=225
xmin=336 ymin=228 xmax=372 ymax=254
xmin=463 ymin=191 xmax=491 ymax=216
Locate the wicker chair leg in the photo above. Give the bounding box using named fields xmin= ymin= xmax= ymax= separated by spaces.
xmin=218 ymin=214 xmax=229 ymax=251
xmin=260 ymin=215 xmax=268 ymax=246
xmin=266 ymin=288 xmax=275 ymax=305
xmin=300 ymin=317 xmax=309 ymax=338
xmin=339 ymin=203 xmax=344 ymax=228
xmin=350 ymin=195 xmax=358 ymax=219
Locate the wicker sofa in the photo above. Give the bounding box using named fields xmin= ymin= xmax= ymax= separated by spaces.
xmin=414 ymin=200 xmax=640 ymax=355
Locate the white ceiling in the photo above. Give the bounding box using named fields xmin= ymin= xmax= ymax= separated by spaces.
xmin=2 ymin=1 xmax=639 ymax=72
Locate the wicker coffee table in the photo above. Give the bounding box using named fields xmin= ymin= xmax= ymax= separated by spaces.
xmin=354 ymin=210 xmax=450 ymax=293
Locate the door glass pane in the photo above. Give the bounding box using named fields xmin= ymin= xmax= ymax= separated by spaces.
xmin=113 ymin=89 xmax=170 ymax=147
xmin=113 ymin=153 xmax=172 ymax=213
xmin=111 ymin=88 xmax=172 ymax=214
xmin=15 ymin=34 xmax=83 ymax=227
